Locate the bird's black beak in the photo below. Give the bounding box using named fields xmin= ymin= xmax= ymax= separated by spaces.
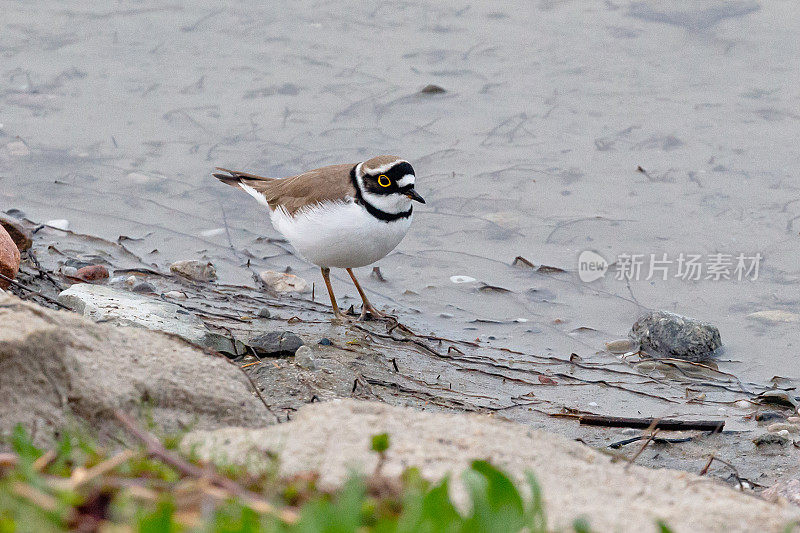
xmin=405 ymin=188 xmax=425 ymax=204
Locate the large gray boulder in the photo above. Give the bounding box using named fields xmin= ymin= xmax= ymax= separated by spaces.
xmin=0 ymin=293 xmax=270 ymax=446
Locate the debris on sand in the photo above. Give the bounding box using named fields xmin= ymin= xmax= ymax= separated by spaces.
xmin=630 ymin=310 xmax=721 ymax=362
xmin=249 ymin=331 xmax=304 ymax=357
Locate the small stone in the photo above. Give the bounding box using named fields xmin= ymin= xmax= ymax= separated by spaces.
xmin=588 ymin=401 xmax=598 ymax=407
xmin=767 ymin=423 xmax=800 ymax=434
xmin=755 ymin=390 xmax=798 ymax=409
xmin=747 ymin=310 xmax=800 ymax=324
xmin=65 ymin=258 xmax=92 ymax=269
xmin=629 ymin=310 xmax=721 ymax=362
xmin=62 ymin=266 xmax=78 ymax=278
xmin=164 ymin=290 xmax=188 ymax=300
xmin=248 ymin=331 xmax=304 ymax=356
xmin=621 ymin=428 xmax=638 ymax=436
xmin=257 ymin=307 xmax=271 ymax=318
xmin=0 ymin=215 xmax=32 ymax=251
xmin=131 ymin=281 xmax=156 ymax=293
xmin=788 ymin=416 xmax=800 ymax=424
xmin=170 ymin=260 xmax=217 ymax=282
xmin=318 ymin=337 xmax=332 ymax=346
xmin=125 ymin=276 xmax=137 ymax=286
xmin=294 ymin=346 xmax=317 ymax=370
xmin=126 ymin=172 xmax=152 ymax=184
xmin=450 ymin=275 xmax=476 ymax=284
xmin=75 ymin=265 xmax=109 ymax=281
xmin=0 ymin=226 xmax=21 ymax=289
xmin=439 ymin=312 xmax=455 ymax=318
xmin=419 ymin=84 xmax=446 ymax=94
xmin=45 ymin=219 xmax=70 ymax=231
xmin=753 ymin=432 xmax=790 ymax=446
xmin=6 ymin=140 xmax=30 ymax=157
xmin=606 ymin=339 xmax=638 ymax=354
xmin=258 ymin=270 xmax=310 ymax=293
xmin=762 ymin=477 xmax=800 ymax=506
xmin=734 ymin=400 xmax=751 ymax=409
xmin=755 ymin=411 xmax=786 ymax=422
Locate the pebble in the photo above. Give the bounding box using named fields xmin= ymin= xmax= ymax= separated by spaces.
xmin=629 ymin=310 xmax=721 ymax=361
xmin=257 ymin=307 xmax=272 ymax=318
xmin=734 ymin=400 xmax=751 ymax=409
xmin=248 ymin=331 xmax=304 ymax=356
xmin=450 ymin=275 xmax=476 ymax=284
xmin=439 ymin=312 xmax=455 ymax=318
xmin=125 ymin=276 xmax=137 ymax=286
xmin=0 ymin=215 xmax=32 ymax=251
xmin=170 ymin=260 xmax=217 ymax=282
xmin=588 ymin=401 xmax=598 ymax=407
xmin=75 ymin=265 xmax=109 ymax=281
xmin=0 ymin=226 xmax=21 ymax=289
xmin=621 ymin=428 xmax=638 ymax=436
xmin=788 ymin=416 xmax=800 ymax=424
xmin=45 ymin=219 xmax=70 ymax=231
xmin=752 ymin=433 xmax=790 ymax=446
xmin=131 ymin=281 xmax=156 ymax=293
xmin=767 ymin=423 xmax=800 ymax=434
xmin=6 ymin=140 xmax=30 ymax=157
xmin=762 ymin=477 xmax=800 ymax=506
xmin=755 ymin=411 xmax=786 ymax=422
xmin=419 ymin=84 xmax=446 ymax=94
xmin=258 ymin=270 xmax=310 ymax=293
xmin=126 ymin=172 xmax=153 ymax=184
xmin=755 ymin=390 xmax=798 ymax=409
xmin=606 ymin=339 xmax=638 ymax=354
xmin=62 ymin=266 xmax=79 ymax=277
xmin=109 ymin=276 xmax=127 ymax=284
xmin=318 ymin=338 xmax=332 ymax=346
xmin=164 ymin=290 xmax=188 ymax=300
xmin=746 ymin=310 xmax=800 ymax=324
xmin=294 ymin=346 xmax=317 ymax=370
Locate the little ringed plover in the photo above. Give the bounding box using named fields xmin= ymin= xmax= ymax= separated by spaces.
xmin=212 ymin=155 xmax=424 ymax=320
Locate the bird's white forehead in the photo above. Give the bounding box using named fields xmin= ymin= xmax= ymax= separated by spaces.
xmin=396 ymin=174 xmax=415 ymax=187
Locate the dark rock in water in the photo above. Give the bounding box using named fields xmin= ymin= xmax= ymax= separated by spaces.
xmin=629 ymin=310 xmax=721 ymax=362
xmin=131 ymin=281 xmax=156 ymax=293
xmin=756 ymin=411 xmax=787 ymax=423
xmin=249 ymin=331 xmax=303 ymax=356
xmin=419 ymin=84 xmax=446 ymax=94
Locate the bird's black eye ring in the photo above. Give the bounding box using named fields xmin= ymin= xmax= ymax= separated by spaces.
xmin=378 ymin=174 xmax=391 ymax=187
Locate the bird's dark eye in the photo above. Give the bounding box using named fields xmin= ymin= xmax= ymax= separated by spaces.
xmin=377 ymin=174 xmax=391 ymax=187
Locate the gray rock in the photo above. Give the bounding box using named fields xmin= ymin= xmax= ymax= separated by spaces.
xmin=629 ymin=310 xmax=721 ymax=361
xmin=0 ymin=293 xmax=271 ymax=446
xmin=258 ymin=270 xmax=310 ymax=293
xmin=169 ymin=259 xmax=217 ymax=282
xmin=257 ymin=306 xmax=271 ymax=318
xmin=753 ymin=432 xmax=790 ymax=447
xmin=294 ymin=345 xmax=317 ymax=370
xmin=57 ymin=283 xmax=209 ymax=346
xmin=249 ymin=331 xmax=304 ymax=356
xmin=131 ymin=281 xmax=156 ymax=293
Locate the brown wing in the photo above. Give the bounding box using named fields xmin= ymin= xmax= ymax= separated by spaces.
xmin=212 ymin=164 xmax=357 ymax=215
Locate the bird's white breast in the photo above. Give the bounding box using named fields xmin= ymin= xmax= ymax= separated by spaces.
xmin=269 ymin=200 xmax=412 ymax=268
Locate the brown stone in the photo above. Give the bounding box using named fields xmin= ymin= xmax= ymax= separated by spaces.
xmin=0 ymin=215 xmax=32 ymax=251
xmin=75 ymin=264 xmax=110 ymax=281
xmin=0 ymin=226 xmax=20 ymax=289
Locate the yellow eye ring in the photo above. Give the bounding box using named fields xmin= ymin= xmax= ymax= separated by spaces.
xmin=377 ymin=174 xmax=391 ymax=187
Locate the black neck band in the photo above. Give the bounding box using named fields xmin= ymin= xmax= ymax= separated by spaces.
xmin=350 ymin=165 xmax=412 ymax=222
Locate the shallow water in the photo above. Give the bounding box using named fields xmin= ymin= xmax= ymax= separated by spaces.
xmin=3 ymin=1 xmax=800 ymax=422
